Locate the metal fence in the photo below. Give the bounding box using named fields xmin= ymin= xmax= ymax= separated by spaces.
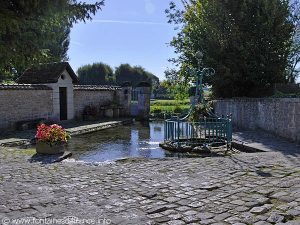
xmin=164 ymin=117 xmax=232 ymax=149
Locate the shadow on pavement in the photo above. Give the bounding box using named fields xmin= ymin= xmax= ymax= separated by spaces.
xmin=28 ymin=152 xmax=72 ymax=164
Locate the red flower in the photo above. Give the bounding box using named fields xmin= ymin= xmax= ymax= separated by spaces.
xmin=36 ymin=123 xmax=70 ymax=143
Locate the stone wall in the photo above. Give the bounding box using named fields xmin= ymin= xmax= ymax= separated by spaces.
xmin=214 ymin=98 xmax=300 ymax=143
xmin=0 ymin=84 xmax=133 ymax=130
xmin=73 ymin=87 xmax=122 ymax=119
xmin=0 ymin=87 xmax=53 ymax=130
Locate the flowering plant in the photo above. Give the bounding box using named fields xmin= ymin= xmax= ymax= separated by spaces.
xmin=36 ymin=123 xmax=70 ymax=143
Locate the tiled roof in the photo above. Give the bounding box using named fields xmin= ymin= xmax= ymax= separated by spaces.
xmin=0 ymin=84 xmax=52 ymax=90
xmin=74 ymin=85 xmax=121 ymax=91
xmin=17 ymin=62 xmax=79 ymax=84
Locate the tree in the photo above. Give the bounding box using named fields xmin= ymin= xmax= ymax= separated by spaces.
xmin=77 ymin=62 xmax=114 ymax=85
xmin=164 ymin=68 xmax=189 ymax=100
xmin=77 ymin=62 xmax=159 ymax=86
xmin=286 ymin=27 xmax=300 ymax=83
xmin=115 ymin=64 xmax=159 ymax=87
xmin=286 ymin=0 xmax=300 ymax=83
xmin=0 ymin=0 xmax=104 ymax=81
xmin=43 ymin=18 xmax=71 ymax=62
xmin=166 ymin=0 xmax=295 ymax=97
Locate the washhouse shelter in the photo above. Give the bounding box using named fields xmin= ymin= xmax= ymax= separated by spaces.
xmin=17 ymin=62 xmax=78 ymax=121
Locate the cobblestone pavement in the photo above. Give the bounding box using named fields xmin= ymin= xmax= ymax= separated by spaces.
xmin=232 ymin=131 xmax=300 ymax=154
xmin=0 ymin=147 xmax=299 ymax=225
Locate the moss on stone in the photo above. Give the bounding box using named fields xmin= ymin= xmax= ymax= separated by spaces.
xmin=17 ymin=148 xmax=36 ymax=156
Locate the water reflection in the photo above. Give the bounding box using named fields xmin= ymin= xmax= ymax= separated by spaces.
xmin=67 ymin=121 xmax=206 ymax=163
xmin=67 ymin=121 xmax=167 ymax=162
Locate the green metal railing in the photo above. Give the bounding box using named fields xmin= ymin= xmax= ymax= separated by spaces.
xmin=164 ymin=116 xmax=232 ymax=149
xmin=162 ymin=50 xmax=232 ymax=150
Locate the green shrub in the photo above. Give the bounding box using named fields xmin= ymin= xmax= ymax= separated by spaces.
xmin=174 ymin=106 xmax=183 ymax=114
xmin=153 ymin=108 xmax=162 ymax=114
xmin=189 ymin=103 xmax=213 ymax=122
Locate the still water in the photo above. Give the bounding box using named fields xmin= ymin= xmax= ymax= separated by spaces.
xmin=67 ymin=121 xmax=180 ymax=163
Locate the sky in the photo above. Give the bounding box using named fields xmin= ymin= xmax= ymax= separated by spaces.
xmin=69 ymin=0 xmax=300 ymax=83
xmin=68 ymin=0 xmax=182 ymax=81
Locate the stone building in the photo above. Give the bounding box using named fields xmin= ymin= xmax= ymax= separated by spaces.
xmin=0 ymin=62 xmax=151 ymax=130
xmin=17 ymin=62 xmax=78 ymax=121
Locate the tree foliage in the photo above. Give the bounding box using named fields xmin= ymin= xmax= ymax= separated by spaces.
xmin=164 ymin=68 xmax=189 ymax=100
xmin=77 ymin=62 xmax=114 ymax=85
xmin=0 ymin=0 xmax=104 ymax=81
xmin=166 ymin=0 xmax=297 ymax=97
xmin=77 ymin=62 xmax=159 ymax=87
xmin=43 ymin=19 xmax=71 ymax=63
xmin=115 ymin=64 xmax=159 ymax=88
xmin=286 ymin=0 xmax=300 ymax=83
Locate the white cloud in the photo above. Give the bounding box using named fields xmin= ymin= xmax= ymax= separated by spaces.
xmin=92 ymin=19 xmax=168 ymax=26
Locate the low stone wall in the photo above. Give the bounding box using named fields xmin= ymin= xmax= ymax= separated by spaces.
xmin=214 ymin=98 xmax=300 ymax=143
xmin=0 ymin=86 xmax=53 ymax=130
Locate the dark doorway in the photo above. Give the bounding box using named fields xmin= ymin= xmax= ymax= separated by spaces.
xmin=59 ymin=87 xmax=68 ymax=120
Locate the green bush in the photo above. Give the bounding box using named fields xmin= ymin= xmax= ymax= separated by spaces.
xmin=152 ymin=108 xmax=162 ymax=114
xmin=189 ymin=103 xmax=213 ymax=122
xmin=174 ymin=106 xmax=183 ymax=114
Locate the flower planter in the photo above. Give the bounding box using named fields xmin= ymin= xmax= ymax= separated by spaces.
xmin=36 ymin=142 xmax=66 ymax=155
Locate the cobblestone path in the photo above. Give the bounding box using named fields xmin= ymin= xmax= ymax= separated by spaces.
xmin=0 ymin=147 xmax=299 ymax=225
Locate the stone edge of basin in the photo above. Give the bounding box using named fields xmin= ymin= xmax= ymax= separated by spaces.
xmin=0 ymin=119 xmax=134 ymax=147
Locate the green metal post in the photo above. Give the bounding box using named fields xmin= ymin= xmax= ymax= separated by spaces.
xmin=177 ymin=119 xmax=180 ymax=146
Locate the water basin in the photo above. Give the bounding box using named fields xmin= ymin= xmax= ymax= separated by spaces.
xmin=67 ymin=121 xmax=191 ymax=163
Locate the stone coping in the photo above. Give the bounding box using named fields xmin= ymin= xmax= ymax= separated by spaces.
xmin=214 ymin=98 xmax=300 ymax=102
xmin=0 ymin=119 xmax=133 ymax=147
xmin=74 ymin=85 xmax=121 ymax=91
xmin=0 ymin=84 xmax=52 ymax=90
xmin=66 ymin=120 xmax=132 ymax=136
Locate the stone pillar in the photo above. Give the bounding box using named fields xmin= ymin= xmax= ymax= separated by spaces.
xmin=120 ymin=82 xmax=132 ymax=117
xmin=136 ymin=82 xmax=151 ymax=120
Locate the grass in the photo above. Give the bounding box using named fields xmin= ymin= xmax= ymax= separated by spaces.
xmin=151 ymin=105 xmax=190 ymax=112
xmin=150 ymin=99 xmax=191 ymax=116
xmin=151 ymin=99 xmax=190 ymax=106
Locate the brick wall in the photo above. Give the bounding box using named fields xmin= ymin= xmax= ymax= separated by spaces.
xmin=0 ymin=89 xmax=53 ymax=129
xmin=214 ymin=98 xmax=300 ymax=143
